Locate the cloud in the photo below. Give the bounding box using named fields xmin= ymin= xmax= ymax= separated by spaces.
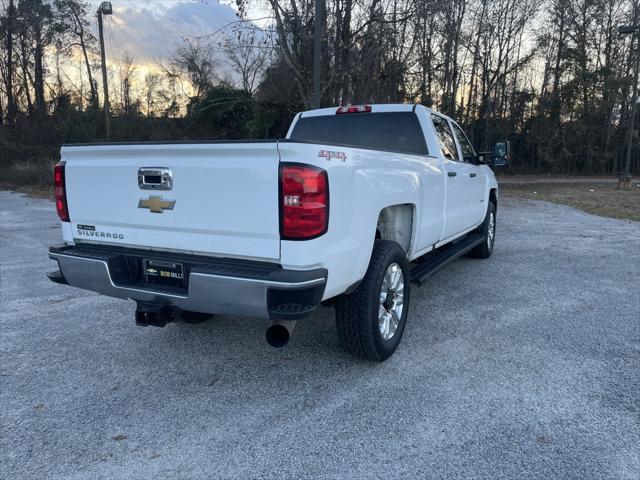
xmin=91 ymin=1 xmax=242 ymax=64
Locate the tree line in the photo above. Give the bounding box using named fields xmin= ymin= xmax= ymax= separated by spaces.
xmin=0 ymin=0 xmax=638 ymax=175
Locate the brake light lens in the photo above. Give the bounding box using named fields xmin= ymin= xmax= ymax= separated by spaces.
xmin=54 ymin=162 xmax=70 ymax=222
xmin=336 ymin=105 xmax=372 ymax=114
xmin=280 ymin=164 xmax=328 ymax=239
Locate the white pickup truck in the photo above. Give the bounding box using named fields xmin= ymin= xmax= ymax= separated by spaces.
xmin=48 ymin=104 xmax=507 ymax=361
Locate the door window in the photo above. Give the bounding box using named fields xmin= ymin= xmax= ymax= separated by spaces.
xmin=451 ymin=122 xmax=476 ymax=163
xmin=431 ymin=114 xmax=459 ymax=161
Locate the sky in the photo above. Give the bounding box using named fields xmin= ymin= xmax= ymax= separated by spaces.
xmin=87 ymin=0 xmax=269 ymax=64
xmin=61 ymin=0 xmax=273 ymax=107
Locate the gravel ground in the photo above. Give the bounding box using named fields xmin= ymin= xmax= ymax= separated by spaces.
xmin=1 ymin=191 xmax=639 ymax=480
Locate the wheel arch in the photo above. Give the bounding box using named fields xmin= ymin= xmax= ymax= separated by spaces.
xmin=375 ymin=204 xmax=416 ymax=256
xmin=489 ymin=188 xmax=498 ymax=210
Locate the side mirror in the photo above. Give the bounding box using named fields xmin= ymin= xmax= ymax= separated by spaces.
xmin=491 ymin=141 xmax=510 ymax=167
xmin=475 ymin=153 xmax=490 ymax=165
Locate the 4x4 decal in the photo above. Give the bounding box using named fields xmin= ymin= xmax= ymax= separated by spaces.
xmin=318 ymin=150 xmax=347 ymax=162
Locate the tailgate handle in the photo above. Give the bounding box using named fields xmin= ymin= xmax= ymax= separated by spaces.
xmin=138 ymin=168 xmax=172 ymax=191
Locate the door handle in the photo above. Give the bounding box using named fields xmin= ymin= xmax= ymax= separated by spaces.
xmin=470 ymin=173 xmax=477 ymax=178
xmin=448 ymin=171 xmax=457 ymax=177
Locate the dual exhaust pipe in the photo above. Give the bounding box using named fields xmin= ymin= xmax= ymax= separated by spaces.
xmin=136 ymin=302 xmax=297 ymax=348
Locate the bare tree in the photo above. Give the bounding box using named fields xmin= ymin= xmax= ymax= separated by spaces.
xmin=55 ymin=0 xmax=98 ymax=107
xmin=16 ymin=0 xmax=60 ymax=116
xmin=116 ymin=52 xmax=135 ymax=115
xmin=222 ymin=28 xmax=272 ymax=94
xmin=4 ymin=0 xmax=16 ymax=125
xmin=143 ymin=72 xmax=165 ymax=116
xmin=170 ymin=38 xmax=218 ymax=101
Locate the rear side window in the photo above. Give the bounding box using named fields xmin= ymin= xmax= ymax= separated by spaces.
xmin=289 ymin=112 xmax=428 ymax=155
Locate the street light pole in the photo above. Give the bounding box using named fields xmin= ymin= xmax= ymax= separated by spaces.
xmin=97 ymin=2 xmax=113 ymax=139
xmin=618 ymin=12 xmax=639 ymax=190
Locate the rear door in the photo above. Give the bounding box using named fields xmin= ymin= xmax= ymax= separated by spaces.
xmin=62 ymin=142 xmax=281 ymax=261
xmin=431 ymin=114 xmax=477 ymax=239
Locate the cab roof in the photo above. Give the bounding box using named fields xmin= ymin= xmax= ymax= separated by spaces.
xmin=299 ymin=103 xmax=433 ymax=118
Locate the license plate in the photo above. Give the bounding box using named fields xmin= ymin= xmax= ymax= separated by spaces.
xmin=144 ymin=260 xmax=185 ymax=288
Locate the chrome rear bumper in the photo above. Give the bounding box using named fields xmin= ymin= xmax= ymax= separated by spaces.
xmin=48 ymin=245 xmax=326 ymax=320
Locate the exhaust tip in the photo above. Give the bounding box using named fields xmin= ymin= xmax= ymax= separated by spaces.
xmin=265 ymin=321 xmax=296 ymax=348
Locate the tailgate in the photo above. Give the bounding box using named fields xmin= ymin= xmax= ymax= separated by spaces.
xmin=62 ymin=142 xmax=281 ymax=261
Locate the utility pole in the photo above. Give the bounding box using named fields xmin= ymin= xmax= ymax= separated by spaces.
xmin=618 ymin=8 xmax=639 ymax=190
xmin=313 ymin=0 xmax=324 ymax=109
xmin=97 ymin=2 xmax=113 ymax=138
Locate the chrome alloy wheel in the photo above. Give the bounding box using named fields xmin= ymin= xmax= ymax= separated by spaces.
xmin=487 ymin=211 xmax=496 ymax=249
xmin=378 ymin=263 xmax=405 ymax=340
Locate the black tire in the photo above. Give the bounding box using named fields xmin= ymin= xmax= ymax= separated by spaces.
xmin=469 ymin=201 xmax=496 ymax=259
xmin=335 ymin=240 xmax=411 ymax=362
xmin=179 ymin=310 xmax=214 ymax=324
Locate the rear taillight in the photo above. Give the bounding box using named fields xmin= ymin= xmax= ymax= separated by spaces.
xmin=280 ymin=164 xmax=329 ymax=240
xmin=336 ymin=105 xmax=372 ymax=114
xmin=54 ymin=162 xmax=70 ymax=222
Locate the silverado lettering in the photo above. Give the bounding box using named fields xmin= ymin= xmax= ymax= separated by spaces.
xmin=76 ymin=229 xmax=124 ymax=240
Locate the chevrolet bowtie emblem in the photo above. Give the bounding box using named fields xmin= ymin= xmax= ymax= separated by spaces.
xmin=138 ymin=196 xmax=176 ymax=213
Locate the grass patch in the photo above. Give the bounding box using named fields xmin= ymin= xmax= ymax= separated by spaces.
xmin=501 ymin=181 xmax=640 ymax=221
xmin=0 ymin=159 xmax=56 ymax=200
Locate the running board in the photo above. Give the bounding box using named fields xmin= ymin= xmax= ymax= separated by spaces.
xmin=410 ymin=233 xmax=484 ymax=286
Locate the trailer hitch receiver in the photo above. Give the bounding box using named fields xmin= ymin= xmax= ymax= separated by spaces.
xmin=135 ymin=302 xmax=180 ymax=328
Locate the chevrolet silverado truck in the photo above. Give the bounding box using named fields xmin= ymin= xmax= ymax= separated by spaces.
xmin=48 ymin=104 xmax=508 ymax=361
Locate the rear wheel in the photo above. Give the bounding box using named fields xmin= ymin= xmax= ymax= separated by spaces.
xmin=335 ymin=240 xmax=410 ymax=362
xmin=469 ymin=201 xmax=496 ymax=259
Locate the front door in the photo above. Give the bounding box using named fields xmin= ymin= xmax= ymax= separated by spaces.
xmin=450 ymin=121 xmax=486 ymax=226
